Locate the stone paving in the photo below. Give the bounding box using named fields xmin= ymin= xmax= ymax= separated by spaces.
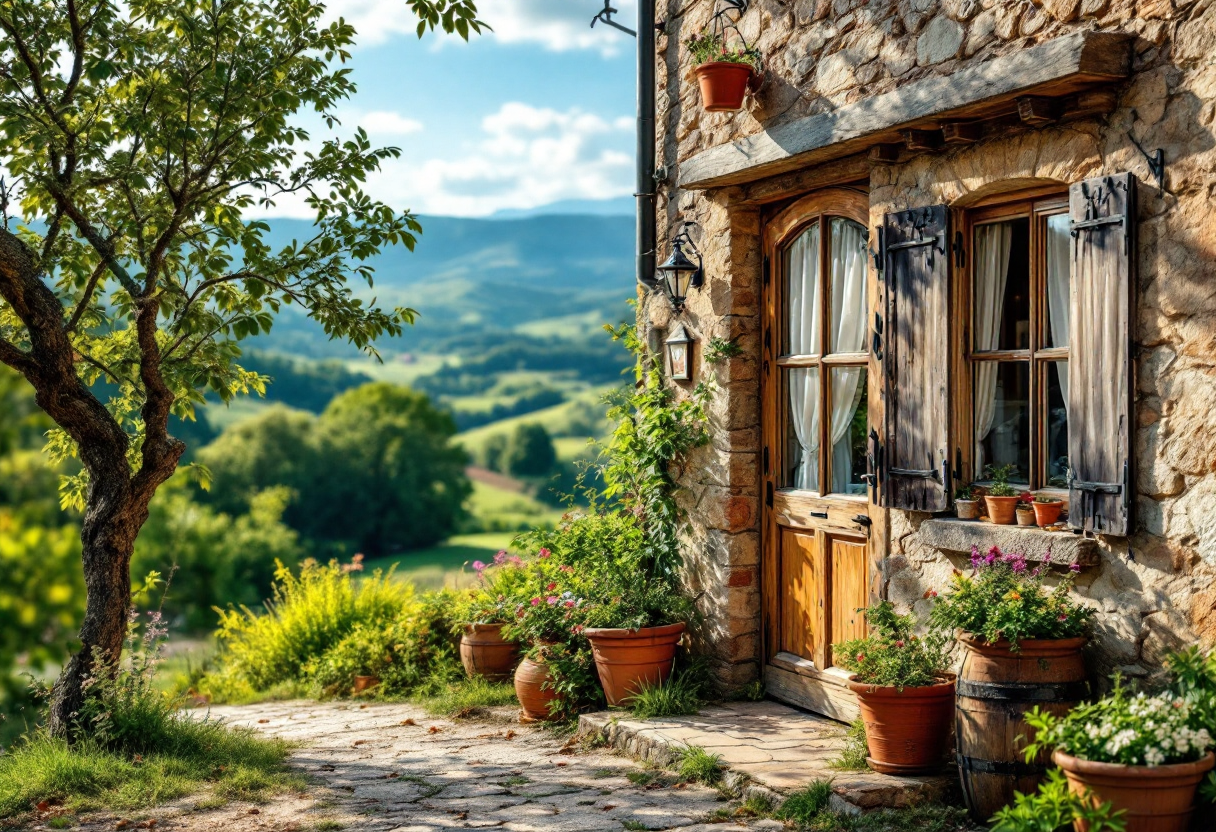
xmin=50 ymin=700 xmax=763 ymax=832
xmin=578 ymin=701 xmax=957 ymax=813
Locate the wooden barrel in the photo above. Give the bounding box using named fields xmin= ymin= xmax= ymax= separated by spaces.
xmin=956 ymin=634 xmax=1089 ymax=823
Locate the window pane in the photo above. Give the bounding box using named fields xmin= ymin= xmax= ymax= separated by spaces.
xmin=1045 ymin=360 xmax=1070 ymax=487
xmin=784 ymin=223 xmax=821 ymax=356
xmin=829 ymin=367 xmax=868 ymax=495
xmin=785 ymin=367 xmax=820 ymax=491
xmin=1044 ymin=213 xmax=1071 ymax=349
xmin=828 ymin=218 xmax=868 ymax=354
xmin=974 ymin=361 xmax=1030 ymax=482
xmin=974 ymin=218 xmax=1030 ymax=352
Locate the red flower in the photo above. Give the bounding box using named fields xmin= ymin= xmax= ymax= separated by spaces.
xmin=895 ymin=640 xmax=905 ymax=648
xmin=539 ymin=548 xmax=551 ymax=559
xmin=856 ymin=653 xmax=865 ymax=662
xmin=564 ymin=600 xmax=576 ymax=608
xmin=530 ymin=597 xmax=541 ymax=606
xmin=547 ymin=582 xmax=557 ymax=591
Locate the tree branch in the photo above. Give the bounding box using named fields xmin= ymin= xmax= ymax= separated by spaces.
xmin=65 ymin=261 xmax=108 ymax=332
xmin=0 ymin=336 xmax=35 ymax=374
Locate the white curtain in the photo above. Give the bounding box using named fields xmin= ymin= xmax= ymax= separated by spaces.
xmin=786 ymin=225 xmax=821 ymax=490
xmin=973 ymin=222 xmax=1014 ymax=478
xmin=1045 ymin=214 xmax=1071 ymax=411
xmin=828 ymin=219 xmax=868 ymax=493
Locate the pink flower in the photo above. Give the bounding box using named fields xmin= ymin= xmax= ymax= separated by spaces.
xmin=1069 ymin=562 xmax=1082 ymax=572
xmin=559 ymin=565 xmax=574 ymax=573
xmin=494 ymin=550 xmax=508 ymax=565
xmin=530 ymin=597 xmax=541 ymax=606
xmin=895 ymin=640 xmax=905 ymax=648
xmin=564 ymin=600 xmax=576 ymax=608
xmin=539 ymin=548 xmax=551 ymax=559
xmin=472 ymin=560 xmax=486 ymax=571
xmin=1059 ymin=613 xmax=1069 ymax=621
xmin=572 ymin=625 xmax=584 ymax=635
xmin=546 ymin=596 xmax=559 ymax=605
xmin=509 ymin=555 xmax=523 ymax=565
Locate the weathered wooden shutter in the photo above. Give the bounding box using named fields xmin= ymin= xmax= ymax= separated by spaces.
xmin=1068 ymin=173 xmax=1136 ymax=535
xmin=882 ymin=205 xmax=951 ymax=512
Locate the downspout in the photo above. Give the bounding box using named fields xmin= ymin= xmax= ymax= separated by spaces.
xmin=636 ymin=0 xmax=658 ymax=290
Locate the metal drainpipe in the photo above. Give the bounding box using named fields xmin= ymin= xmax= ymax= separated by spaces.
xmin=636 ymin=0 xmax=658 ymax=290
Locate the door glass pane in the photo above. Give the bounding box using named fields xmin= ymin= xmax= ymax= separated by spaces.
xmin=974 ymin=361 xmax=1030 ymax=482
xmin=828 ymin=218 xmax=868 ymax=354
xmin=1045 ymin=360 xmax=1070 ymax=487
xmin=974 ymin=218 xmax=1030 ymax=352
xmin=828 ymin=367 xmax=867 ymax=495
xmin=783 ymin=223 xmax=821 ymax=356
xmin=784 ymin=367 xmax=820 ymax=491
xmin=1044 ymin=213 xmax=1071 ymax=348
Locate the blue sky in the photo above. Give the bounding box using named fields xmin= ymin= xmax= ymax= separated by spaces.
xmin=268 ymin=0 xmax=640 ymax=218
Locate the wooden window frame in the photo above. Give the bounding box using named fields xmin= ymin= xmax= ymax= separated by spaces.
xmin=952 ymin=190 xmax=1070 ymax=496
xmin=765 ymin=189 xmax=870 ymax=502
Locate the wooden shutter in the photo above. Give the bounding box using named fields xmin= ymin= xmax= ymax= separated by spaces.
xmin=882 ymin=205 xmax=951 ymax=512
xmin=1068 ymin=172 xmax=1136 ymax=535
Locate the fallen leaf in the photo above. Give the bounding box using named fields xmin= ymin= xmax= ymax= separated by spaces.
xmin=352 ymin=740 xmax=367 ymax=746
xmin=248 ymin=808 xmax=260 ymax=815
xmin=427 ymin=726 xmax=441 ymax=734
xmin=554 ymin=762 xmax=567 ymax=767
xmin=115 ymin=821 xmax=130 ymax=830
xmin=387 ymin=772 xmax=399 ymax=779
xmin=504 ymin=730 xmax=516 ymax=740
xmin=600 ymin=805 xmax=615 ymax=811
xmin=257 ymin=719 xmax=269 ymax=724
xmin=36 ymin=801 xmax=50 ymax=812
xmin=359 ymin=704 xmax=368 ymax=709
xmin=400 ymin=718 xmax=416 ymax=726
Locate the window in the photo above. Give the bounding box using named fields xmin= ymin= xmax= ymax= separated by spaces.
xmin=778 ymin=214 xmax=869 ymax=496
xmin=966 ymin=195 xmax=1070 ymax=490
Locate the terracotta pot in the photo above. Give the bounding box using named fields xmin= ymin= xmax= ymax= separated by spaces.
xmin=985 ymin=495 xmax=1020 ymax=525
xmin=1016 ymin=507 xmax=1037 ymax=526
xmin=459 ymin=623 xmax=520 ymax=683
xmin=956 ymin=635 xmax=1090 ymax=823
xmin=694 ymin=61 xmax=754 ymax=111
xmin=956 ymin=500 xmax=980 ymax=520
xmin=846 ymin=674 xmax=956 ymax=775
xmin=353 ymin=674 xmax=380 ymax=693
xmin=1054 ymin=750 xmax=1215 ymax=832
xmin=583 ymin=622 xmax=686 ymax=707
xmin=514 ymin=657 xmax=560 ymax=722
xmin=1034 ymin=500 xmax=1064 ymax=526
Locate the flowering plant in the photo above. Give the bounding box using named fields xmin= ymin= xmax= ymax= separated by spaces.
xmin=684 ymin=31 xmax=761 ymax=68
xmin=1022 ymin=678 xmax=1213 ymax=767
xmin=834 ymin=601 xmax=950 ymax=689
xmin=929 ymin=545 xmax=1094 ymax=650
xmin=451 ymin=550 xmax=530 ymax=627
xmin=984 ymin=463 xmax=1020 ymax=498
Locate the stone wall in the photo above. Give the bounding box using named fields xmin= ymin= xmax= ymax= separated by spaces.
xmin=642 ymin=0 xmax=1216 ymax=690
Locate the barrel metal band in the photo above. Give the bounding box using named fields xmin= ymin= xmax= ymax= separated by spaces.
xmin=956 ymin=679 xmax=1091 ymax=702
xmin=957 ymin=754 xmax=1048 ymax=777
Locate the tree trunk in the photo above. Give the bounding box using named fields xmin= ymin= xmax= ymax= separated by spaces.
xmin=47 ymin=476 xmax=142 ymax=740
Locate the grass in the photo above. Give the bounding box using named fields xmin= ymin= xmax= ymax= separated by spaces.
xmin=764 ymin=780 xmax=977 ymax=832
xmin=457 ymin=385 xmax=614 ymax=450
xmin=775 ymin=780 xmax=835 ymax=825
xmin=411 ymin=678 xmax=518 ymax=718
xmin=363 ymin=532 xmax=511 ymax=591
xmin=627 ymin=658 xmax=709 ymax=719
xmin=673 ymin=746 xmax=723 ymax=785
xmin=827 ymin=719 xmax=870 ymax=771
xmin=0 ymin=726 xmax=305 ymax=821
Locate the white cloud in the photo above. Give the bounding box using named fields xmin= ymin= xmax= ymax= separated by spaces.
xmin=326 ymin=0 xmax=638 ymax=54
xmin=357 ymin=111 xmax=424 ymax=135
xmin=255 ymin=102 xmax=634 ymax=218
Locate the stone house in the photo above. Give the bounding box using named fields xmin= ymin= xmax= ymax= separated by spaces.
xmin=639 ymin=0 xmax=1216 ymax=719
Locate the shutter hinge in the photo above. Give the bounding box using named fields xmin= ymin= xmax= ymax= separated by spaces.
xmin=872 ymin=311 xmax=884 ymax=361
xmin=953 ymin=230 xmax=966 ymax=268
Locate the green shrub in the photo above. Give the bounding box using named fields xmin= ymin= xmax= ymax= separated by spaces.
xmin=990 ymin=770 xmax=1126 ymax=832
xmin=834 ymin=601 xmax=949 ymax=689
xmin=828 ymin=719 xmax=869 ymax=772
xmin=775 ymin=780 xmax=834 ymax=825
xmin=673 ymin=746 xmax=722 ymax=785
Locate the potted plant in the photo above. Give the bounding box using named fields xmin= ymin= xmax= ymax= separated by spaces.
xmin=455 ymin=553 xmax=525 ymax=683
xmin=931 ymin=545 xmax=1096 ymax=822
xmin=984 ymin=463 xmax=1021 ymax=525
xmin=1020 ymin=671 xmax=1215 ymax=832
xmin=835 ymin=601 xmax=955 ymax=775
xmin=955 ymin=484 xmax=981 ymax=520
xmin=1016 ymin=492 xmax=1037 ymax=527
xmin=1034 ymin=492 xmax=1065 ymax=527
xmin=685 ymin=31 xmax=761 ymax=112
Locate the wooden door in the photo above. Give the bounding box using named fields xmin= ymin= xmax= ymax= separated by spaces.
xmin=761 ymin=189 xmax=881 ymax=723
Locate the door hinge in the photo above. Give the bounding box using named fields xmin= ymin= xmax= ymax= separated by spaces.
xmin=872 ymin=311 xmax=884 ymax=361
xmin=953 ymin=230 xmax=966 ymax=268
xmin=762 ymin=256 xmax=770 ymax=287
xmin=763 ymin=446 xmax=770 ymax=475
xmin=765 ymin=481 xmax=774 ymax=508
xmin=871 ymin=227 xmax=885 ymax=274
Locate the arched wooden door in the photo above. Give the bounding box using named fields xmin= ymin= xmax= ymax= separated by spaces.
xmin=760 ymin=189 xmax=882 ymax=721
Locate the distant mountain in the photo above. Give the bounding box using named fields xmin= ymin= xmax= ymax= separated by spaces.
xmin=252 ymin=213 xmax=637 ymax=359
xmin=489 ymin=197 xmax=635 ymax=219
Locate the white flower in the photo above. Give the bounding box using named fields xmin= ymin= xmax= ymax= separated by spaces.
xmin=1145 ymin=746 xmax=1165 ymax=766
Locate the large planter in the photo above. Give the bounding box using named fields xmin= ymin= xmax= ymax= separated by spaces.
xmin=459 ymin=623 xmax=520 ymax=683
xmin=1053 ymin=750 xmax=1215 ymax=832
xmin=583 ymin=622 xmax=686 ymax=707
xmin=1034 ymin=500 xmax=1064 ymax=526
xmin=846 ymin=674 xmax=956 ymax=775
xmin=694 ymin=61 xmax=753 ymax=112
xmin=353 ymin=674 xmax=379 ymax=693
xmin=985 ymin=495 xmax=1020 ymax=525
xmin=514 ymin=657 xmax=560 ymax=722
xmin=956 ymin=634 xmax=1090 ymax=823
xmin=956 ymin=499 xmax=981 ymax=520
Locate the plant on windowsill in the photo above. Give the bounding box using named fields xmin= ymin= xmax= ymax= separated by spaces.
xmin=685 ymin=31 xmax=761 ymax=112
xmin=834 ymin=601 xmax=955 ymax=776
xmin=954 ymin=484 xmax=981 ymax=521
xmin=983 ymin=463 xmax=1021 ymax=525
xmin=1032 ymin=492 xmax=1065 ymax=527
xmin=1016 ymin=491 xmax=1037 ymax=527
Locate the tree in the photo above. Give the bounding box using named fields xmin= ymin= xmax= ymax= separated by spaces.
xmin=504 ymin=422 xmax=557 ymax=478
xmin=196 ymin=405 xmax=318 ymax=516
xmin=0 ymin=0 xmax=485 ymax=739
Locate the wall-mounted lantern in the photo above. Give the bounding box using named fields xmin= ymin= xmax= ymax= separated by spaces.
xmin=665 ymin=322 xmax=693 ymax=381
xmin=656 ymin=222 xmax=703 ymax=312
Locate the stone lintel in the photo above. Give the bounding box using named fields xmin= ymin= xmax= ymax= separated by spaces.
xmin=919 ymin=518 xmax=1101 ymax=567
xmin=678 ymin=30 xmax=1132 ymax=190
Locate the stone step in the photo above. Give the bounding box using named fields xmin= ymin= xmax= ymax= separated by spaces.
xmin=577 ymin=700 xmax=960 ymax=815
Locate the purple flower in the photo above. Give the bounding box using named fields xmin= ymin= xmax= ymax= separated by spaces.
xmin=1069 ymin=562 xmax=1082 ymax=573
xmin=494 ymin=550 xmax=508 ymax=565
xmin=472 ymin=560 xmax=486 ymax=571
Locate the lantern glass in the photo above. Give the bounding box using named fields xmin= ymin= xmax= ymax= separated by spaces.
xmin=668 ymin=340 xmax=690 ymax=380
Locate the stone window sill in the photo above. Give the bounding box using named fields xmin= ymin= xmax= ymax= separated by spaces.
xmin=918 ymin=518 xmax=1100 ymax=568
